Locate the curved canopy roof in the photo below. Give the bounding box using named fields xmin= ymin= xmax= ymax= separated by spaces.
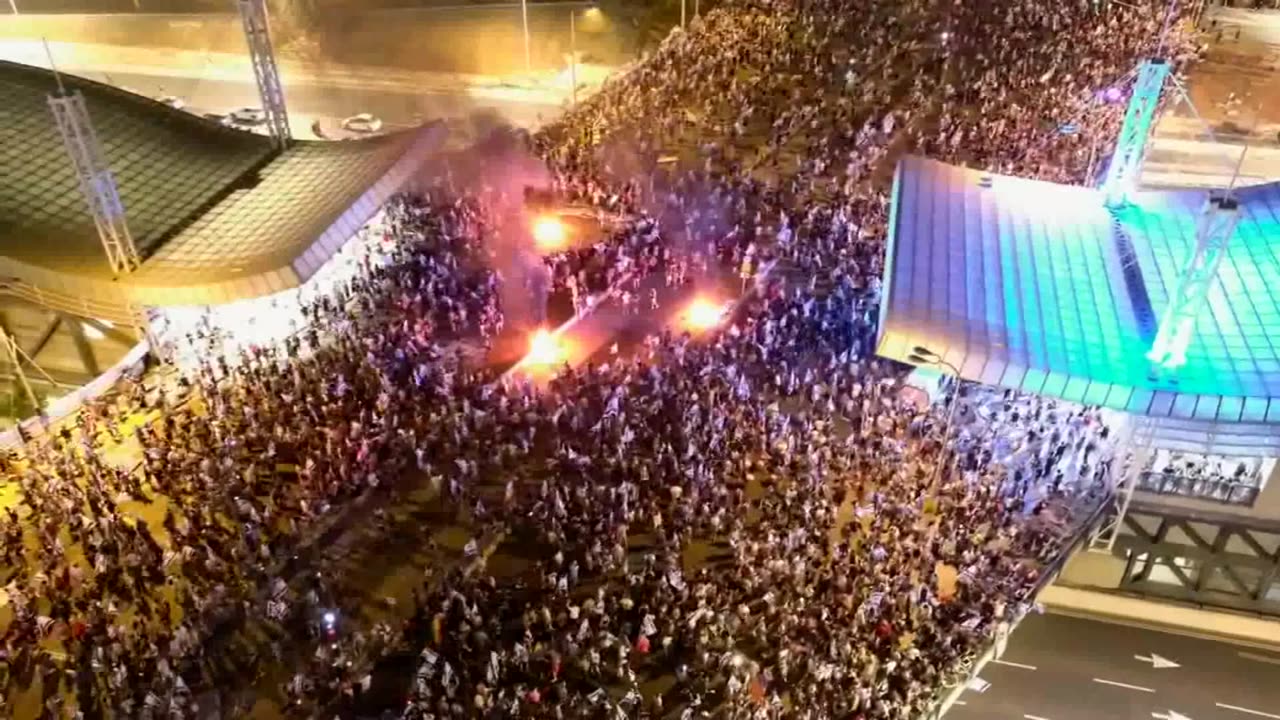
xmin=0 ymin=59 xmax=277 ymax=275
xmin=877 ymin=155 xmax=1280 ymax=425
xmin=0 ymin=60 xmax=448 ymax=309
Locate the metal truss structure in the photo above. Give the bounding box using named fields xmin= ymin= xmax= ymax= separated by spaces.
xmin=0 ymin=298 xmax=143 ymax=419
xmin=239 ymin=0 xmax=292 ymax=149
xmin=1110 ymin=505 xmax=1280 ymax=615
xmin=1090 ymin=415 xmax=1156 ymax=553
xmin=0 ymin=324 xmax=39 ymax=416
xmin=1102 ymin=58 xmax=1170 ymax=208
xmin=48 ymin=90 xmax=141 ymax=276
xmin=1147 ymin=195 xmax=1241 ymax=373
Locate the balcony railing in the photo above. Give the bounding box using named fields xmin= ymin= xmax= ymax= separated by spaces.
xmin=1136 ymin=470 xmax=1261 ymax=506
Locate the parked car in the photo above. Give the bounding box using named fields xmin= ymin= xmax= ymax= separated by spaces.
xmin=228 ymin=107 xmax=268 ymax=126
xmin=157 ymin=95 xmax=185 ymax=110
xmin=341 ymin=113 xmax=383 ymax=133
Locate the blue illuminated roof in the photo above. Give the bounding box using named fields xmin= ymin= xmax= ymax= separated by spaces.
xmin=877 ymin=156 xmax=1280 ymax=424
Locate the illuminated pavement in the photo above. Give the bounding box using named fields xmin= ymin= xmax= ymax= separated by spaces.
xmin=947 ymin=611 xmax=1280 ymax=720
xmin=1141 ymin=7 xmax=1280 ymax=189
xmin=1142 ymin=130 xmax=1280 ymax=188
xmin=0 ymin=40 xmax=611 ymax=134
xmin=81 ymin=69 xmax=560 ymax=136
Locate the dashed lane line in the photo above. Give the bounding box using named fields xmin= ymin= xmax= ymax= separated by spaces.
xmin=993 ymin=659 xmax=1038 ymax=671
xmin=1217 ymin=703 xmax=1280 ymax=720
xmin=1092 ymin=678 xmax=1156 ymax=693
xmin=1238 ymin=651 xmax=1280 ymax=666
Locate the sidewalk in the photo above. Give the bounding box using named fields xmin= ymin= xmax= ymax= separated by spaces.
xmin=1039 ymin=584 xmax=1280 ymax=649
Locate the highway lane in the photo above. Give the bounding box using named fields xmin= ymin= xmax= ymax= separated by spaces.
xmin=947 ymin=611 xmax=1280 ymax=720
xmin=1141 ymin=133 xmax=1280 ymax=189
xmin=89 ymin=68 xmax=562 ymax=134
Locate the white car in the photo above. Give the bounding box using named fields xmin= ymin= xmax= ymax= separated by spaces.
xmin=228 ymin=107 xmax=268 ymax=126
xmin=157 ymin=95 xmax=185 ymax=110
xmin=341 ymin=113 xmax=383 ymax=133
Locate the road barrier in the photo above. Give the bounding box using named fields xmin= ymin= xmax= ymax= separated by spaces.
xmin=919 ymin=493 xmax=1114 ymax=719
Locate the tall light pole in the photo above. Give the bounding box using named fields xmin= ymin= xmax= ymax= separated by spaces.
xmin=569 ymin=9 xmax=577 ymax=108
xmin=907 ymin=345 xmax=963 ymax=493
xmin=8 ymin=0 xmax=18 ymax=15
xmin=681 ymin=0 xmax=686 ymax=28
xmin=521 ymin=0 xmax=531 ymax=73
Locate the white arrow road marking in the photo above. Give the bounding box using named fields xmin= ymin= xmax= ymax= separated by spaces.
xmin=993 ymin=659 xmax=1038 ymax=670
xmin=1216 ymin=703 xmax=1280 ymax=720
xmin=1152 ymin=711 xmax=1193 ymax=720
xmin=1135 ymin=653 xmax=1181 ymax=669
xmin=1093 ymin=678 xmax=1156 ymax=693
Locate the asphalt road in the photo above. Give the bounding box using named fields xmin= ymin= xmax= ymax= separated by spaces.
xmin=92 ymin=69 xmax=561 ymax=134
xmin=948 ymin=611 xmax=1280 ymax=720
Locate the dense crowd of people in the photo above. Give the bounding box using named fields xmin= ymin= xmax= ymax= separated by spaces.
xmin=0 ymin=0 xmax=1200 ymax=718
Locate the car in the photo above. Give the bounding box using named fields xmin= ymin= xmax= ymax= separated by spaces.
xmin=157 ymin=95 xmax=185 ymax=110
xmin=228 ymin=107 xmax=268 ymax=126
xmin=341 ymin=113 xmax=383 ymax=134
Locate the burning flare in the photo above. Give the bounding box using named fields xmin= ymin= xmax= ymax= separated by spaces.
xmin=684 ymin=297 xmax=728 ymax=331
xmin=526 ymin=328 xmax=563 ymax=365
xmin=532 ymin=215 xmax=568 ymax=251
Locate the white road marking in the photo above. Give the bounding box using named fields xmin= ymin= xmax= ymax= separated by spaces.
xmin=1024 ymin=715 xmax=1053 ymax=720
xmin=1216 ymin=703 xmax=1280 ymax=720
xmin=1238 ymin=651 xmax=1280 ymax=666
xmin=953 ymin=701 xmax=967 ymax=706
xmin=1135 ymin=653 xmax=1181 ymax=669
xmin=993 ymin=659 xmax=1038 ymax=671
xmin=1092 ymin=678 xmax=1156 ymax=693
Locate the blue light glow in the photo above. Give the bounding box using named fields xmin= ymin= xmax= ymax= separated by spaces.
xmin=878 ymin=156 xmax=1280 ymax=422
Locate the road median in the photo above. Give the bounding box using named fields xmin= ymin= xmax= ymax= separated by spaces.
xmin=1041 ymin=584 xmax=1280 ymax=650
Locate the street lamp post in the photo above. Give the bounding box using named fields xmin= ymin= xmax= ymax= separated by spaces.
xmin=681 ymin=0 xmax=686 ymax=28
xmin=521 ymin=0 xmax=531 ymax=73
xmin=570 ymin=9 xmax=577 ymax=108
xmin=907 ymin=346 xmax=963 ymax=493
xmin=8 ymin=0 xmax=18 ymax=16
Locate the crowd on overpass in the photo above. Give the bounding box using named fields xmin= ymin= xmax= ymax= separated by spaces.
xmin=0 ymin=0 xmax=1195 ymax=718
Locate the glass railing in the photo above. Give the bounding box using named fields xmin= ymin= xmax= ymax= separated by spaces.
xmin=1136 ymin=470 xmax=1261 ymax=506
